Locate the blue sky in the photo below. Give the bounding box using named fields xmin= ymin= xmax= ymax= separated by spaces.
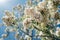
xmin=0 ymin=0 xmax=26 ymax=19
xmin=0 ymin=0 xmax=26 ymax=10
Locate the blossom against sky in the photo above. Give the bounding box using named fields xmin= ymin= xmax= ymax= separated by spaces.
xmin=0 ymin=0 xmax=26 ymax=40
xmin=0 ymin=0 xmax=26 ymax=23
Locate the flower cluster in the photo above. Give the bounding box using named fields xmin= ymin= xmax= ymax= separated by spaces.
xmin=1 ymin=0 xmax=60 ymax=40
xmin=23 ymin=18 xmax=32 ymax=30
xmin=22 ymin=0 xmax=60 ymax=40
xmin=2 ymin=10 xmax=17 ymax=26
xmin=56 ymin=27 xmax=60 ymax=37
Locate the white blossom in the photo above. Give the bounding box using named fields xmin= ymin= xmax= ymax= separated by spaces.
xmin=57 ymin=20 xmax=60 ymax=24
xmin=25 ymin=35 xmax=29 ymax=39
xmin=2 ymin=10 xmax=17 ymax=26
xmin=4 ymin=10 xmax=14 ymax=17
xmin=23 ymin=18 xmax=32 ymax=29
xmin=41 ymin=22 xmax=46 ymax=28
xmin=0 ymin=38 xmax=3 ymax=40
xmin=15 ymin=32 xmax=20 ymax=39
xmin=25 ymin=35 xmax=31 ymax=40
xmin=37 ymin=1 xmax=46 ymax=11
xmin=55 ymin=27 xmax=60 ymax=37
xmin=2 ymin=34 xmax=8 ymax=38
xmin=17 ymin=4 xmax=23 ymax=11
xmin=24 ymin=7 xmax=35 ymax=17
xmin=9 ymin=28 xmax=16 ymax=32
xmin=39 ymin=31 xmax=43 ymax=36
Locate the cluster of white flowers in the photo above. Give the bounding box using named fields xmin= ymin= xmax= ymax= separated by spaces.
xmin=2 ymin=34 xmax=8 ymax=38
xmin=24 ymin=7 xmax=35 ymax=17
xmin=17 ymin=4 xmax=22 ymax=11
xmin=25 ymin=35 xmax=31 ymax=40
xmin=47 ymin=0 xmax=57 ymax=19
xmin=1 ymin=0 xmax=60 ymax=40
xmin=2 ymin=10 xmax=17 ymax=26
xmin=23 ymin=18 xmax=32 ymax=30
xmin=37 ymin=1 xmax=46 ymax=11
xmin=23 ymin=1 xmax=48 ymax=29
xmin=13 ymin=4 xmax=23 ymax=11
xmin=55 ymin=27 xmax=60 ymax=37
xmin=39 ymin=31 xmax=43 ymax=36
